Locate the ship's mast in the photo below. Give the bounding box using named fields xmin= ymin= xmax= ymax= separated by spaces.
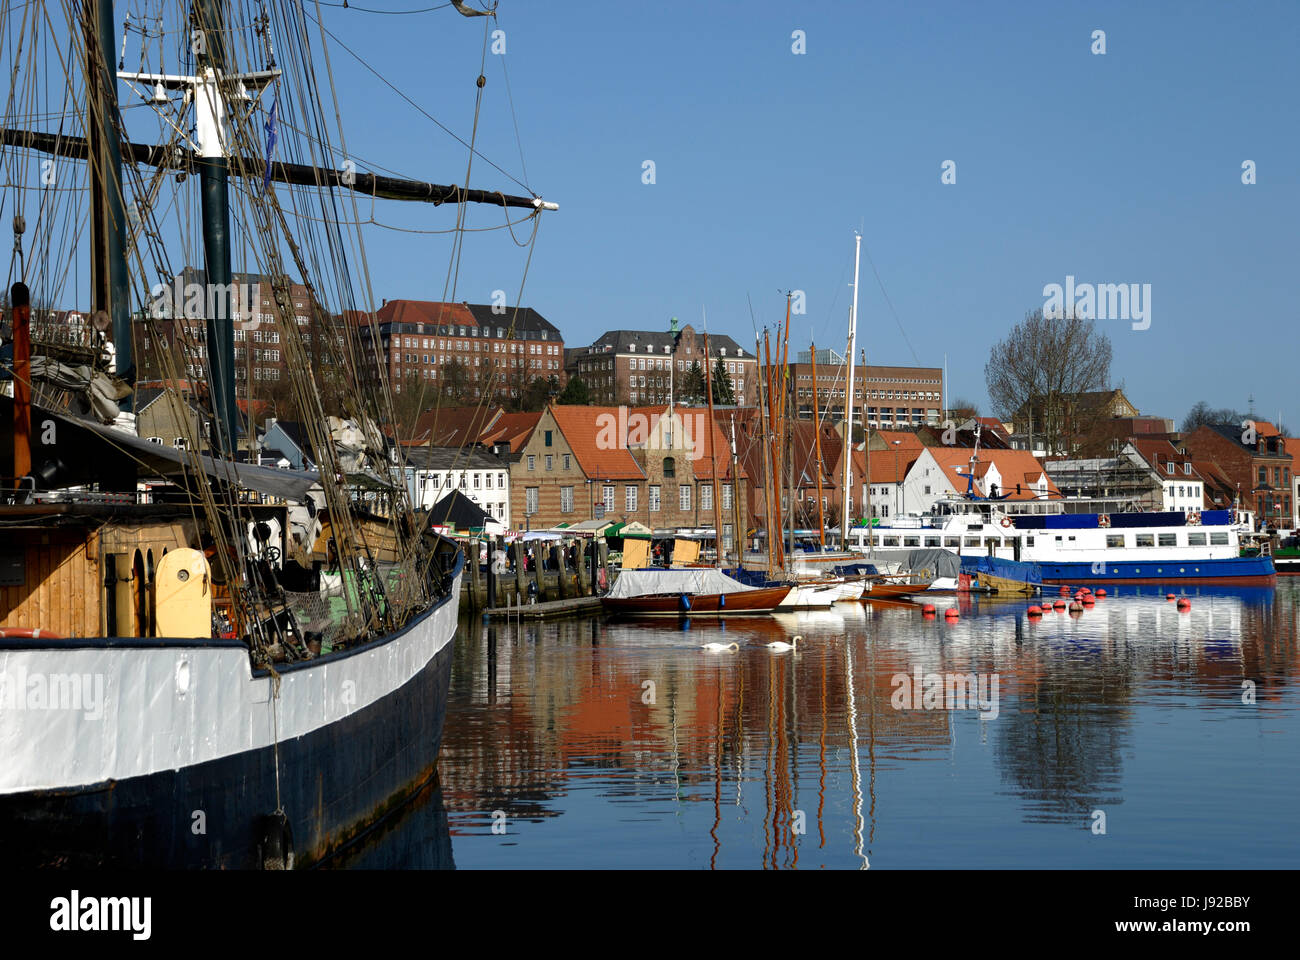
xmin=83 ymin=0 xmax=133 ymax=393
xmin=842 ymin=233 xmax=861 ymax=545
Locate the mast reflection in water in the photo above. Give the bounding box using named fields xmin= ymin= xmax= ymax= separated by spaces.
xmin=349 ymin=582 xmax=1299 ymax=868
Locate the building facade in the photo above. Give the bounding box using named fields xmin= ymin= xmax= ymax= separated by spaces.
xmin=510 ymin=404 xmax=748 ymax=549
xmin=1180 ymin=422 xmax=1293 ymax=529
xmin=356 ymin=300 xmax=564 ymax=403
xmin=781 ymin=350 xmax=944 ymax=428
xmin=571 ymin=321 xmax=757 ymax=408
xmin=404 ymin=447 xmax=512 ymax=525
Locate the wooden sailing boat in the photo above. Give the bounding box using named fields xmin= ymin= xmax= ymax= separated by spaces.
xmin=0 ymin=0 xmax=554 ymax=868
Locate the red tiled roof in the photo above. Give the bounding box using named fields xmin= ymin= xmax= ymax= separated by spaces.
xmin=483 ymin=411 xmax=542 ymax=452
xmin=376 ymin=300 xmax=475 ymax=328
xmin=548 ymin=405 xmax=644 ymax=480
xmin=401 ymin=405 xmax=504 ymax=446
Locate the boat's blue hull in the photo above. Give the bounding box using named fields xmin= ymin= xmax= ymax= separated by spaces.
xmin=1039 ymin=556 xmax=1275 ymax=585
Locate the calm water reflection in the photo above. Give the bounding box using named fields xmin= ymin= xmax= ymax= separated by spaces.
xmin=367 ymin=580 xmax=1300 ymax=868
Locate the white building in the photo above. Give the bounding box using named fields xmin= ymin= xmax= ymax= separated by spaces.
xmin=1122 ymin=440 xmax=1204 ymax=514
xmin=404 ymin=447 xmax=511 ymax=526
xmin=899 ymin=447 xmax=1058 ymax=516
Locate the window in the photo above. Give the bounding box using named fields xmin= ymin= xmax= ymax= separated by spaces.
xmin=1158 ymin=533 xmax=1177 ymax=547
xmin=663 ymin=457 xmax=676 ymax=478
xmin=649 ymin=485 xmax=661 ymax=511
xmin=560 ymin=486 xmax=574 ymax=513
xmin=680 ymin=485 xmax=691 ymax=511
xmin=1186 ymin=532 xmax=1206 ymax=546
xmin=701 ymin=484 xmax=713 ymax=511
xmin=1135 ymin=534 xmax=1155 ymax=547
xmin=1210 ymin=532 xmax=1229 ymax=545
xmin=1106 ymin=534 xmax=1125 ymax=548
xmin=964 ymin=537 xmax=980 ymax=547
xmin=944 ymin=537 xmax=960 ymax=547
xmin=723 ymin=524 xmax=733 ymax=550
xmin=626 ymin=486 xmax=638 ymax=511
xmin=603 ymin=485 xmax=615 ymax=512
xmin=527 ymin=455 xmax=536 ymax=471
xmin=545 ymin=430 xmax=553 ymax=447
xmin=562 ymin=454 xmax=571 ymax=470
xmin=924 ymin=537 xmax=940 ymax=547
xmin=473 ymin=473 xmax=481 ymax=489
xmin=545 ymin=455 xmax=554 ymax=471
xmin=525 ymin=487 xmax=539 ymax=515
xmin=723 ymin=484 xmax=733 ymax=509
xmin=904 ymin=536 xmax=920 ymax=547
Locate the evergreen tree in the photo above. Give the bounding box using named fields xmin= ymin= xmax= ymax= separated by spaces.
xmin=711 ymin=356 xmax=736 ymax=405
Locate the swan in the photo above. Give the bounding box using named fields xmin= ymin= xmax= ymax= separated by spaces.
xmin=702 ymin=642 xmax=739 ymax=652
xmin=767 ymin=635 xmax=801 ymax=653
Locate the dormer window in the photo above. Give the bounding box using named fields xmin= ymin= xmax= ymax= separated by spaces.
xmin=1183 ymin=462 xmax=1191 ymax=475
xmin=629 ymin=344 xmax=636 ymax=352
xmin=720 ymin=347 xmax=727 ymax=357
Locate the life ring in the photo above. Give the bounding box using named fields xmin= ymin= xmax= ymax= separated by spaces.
xmin=0 ymin=627 xmax=63 ymax=639
xmin=1187 ymin=511 xmax=1202 ymax=526
xmin=1000 ymin=517 xmax=1013 ymax=528
xmin=1097 ymin=514 xmax=1111 ymax=528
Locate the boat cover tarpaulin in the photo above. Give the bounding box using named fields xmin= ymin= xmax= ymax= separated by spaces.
xmin=905 ymin=549 xmax=962 ymax=579
xmin=960 ymin=554 xmax=1043 ymax=583
xmin=607 ymin=568 xmax=755 ymax=599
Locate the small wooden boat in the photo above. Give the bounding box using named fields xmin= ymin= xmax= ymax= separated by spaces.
xmin=602 ymin=569 xmax=792 ymax=617
xmin=862 ymin=579 xmax=934 ymax=600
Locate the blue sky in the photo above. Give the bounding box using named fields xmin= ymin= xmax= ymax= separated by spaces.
xmin=317 ymin=1 xmax=1297 ymax=426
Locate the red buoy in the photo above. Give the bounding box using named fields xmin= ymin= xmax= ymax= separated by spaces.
xmin=1053 ymin=599 xmax=1067 ymax=611
xmin=1095 ymin=588 xmax=1107 ymax=597
xmin=1177 ymin=597 xmax=1191 ymax=611
xmin=1027 ymin=605 xmax=1043 ymax=617
xmin=1082 ymin=597 xmax=1095 ymax=606
xmin=1059 ymin=585 xmax=1071 ymax=596
xmin=1166 ymin=593 xmax=1176 ymax=601
xmin=921 ymin=603 xmax=936 ymax=615
xmin=944 ymin=608 xmax=959 ymax=620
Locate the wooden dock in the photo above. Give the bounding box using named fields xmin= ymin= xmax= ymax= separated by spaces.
xmin=482 ymin=595 xmax=605 ymax=622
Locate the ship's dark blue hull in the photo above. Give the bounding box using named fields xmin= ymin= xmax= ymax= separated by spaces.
xmin=0 ymin=639 xmax=455 ymax=869
xmin=1039 ymin=556 xmax=1275 ymax=585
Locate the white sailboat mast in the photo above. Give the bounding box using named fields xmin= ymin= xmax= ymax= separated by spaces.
xmin=842 ymin=233 xmax=861 ymax=543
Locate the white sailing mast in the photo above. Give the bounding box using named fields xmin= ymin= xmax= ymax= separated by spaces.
xmin=841 ymin=233 xmax=861 ymax=545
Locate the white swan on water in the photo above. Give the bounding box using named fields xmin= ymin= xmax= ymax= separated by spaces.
xmin=701 ymin=642 xmax=740 ymax=652
xmin=767 ymin=635 xmax=801 ymax=653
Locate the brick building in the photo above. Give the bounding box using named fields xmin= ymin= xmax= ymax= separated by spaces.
xmin=139 ymin=267 xmax=348 ymax=400
xmin=510 ymin=404 xmax=748 ymax=550
xmin=571 ymin=320 xmax=757 ymax=408
xmin=778 ymin=349 xmax=944 ymax=428
xmin=1179 ymin=422 xmax=1293 ymax=528
xmin=355 ymin=300 xmax=564 ymax=402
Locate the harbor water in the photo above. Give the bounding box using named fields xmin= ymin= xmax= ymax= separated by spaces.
xmin=328 ymin=581 xmax=1300 ymax=869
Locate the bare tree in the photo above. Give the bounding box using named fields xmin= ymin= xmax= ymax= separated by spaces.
xmin=985 ymin=309 xmax=1112 ymax=455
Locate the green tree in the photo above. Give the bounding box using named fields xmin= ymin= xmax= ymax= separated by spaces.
xmin=680 ymin=360 xmax=706 ymax=405
xmin=711 ymin=357 xmax=736 ymax=406
xmin=557 ymin=375 xmax=590 ymax=405
xmin=439 ymin=358 xmax=470 ymax=404
xmin=521 ymin=375 xmax=558 ymax=412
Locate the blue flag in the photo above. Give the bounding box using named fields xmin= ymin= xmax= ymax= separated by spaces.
xmin=263 ymin=94 xmax=278 ymax=191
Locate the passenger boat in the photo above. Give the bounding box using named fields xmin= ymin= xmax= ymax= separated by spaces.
xmin=602 ymin=569 xmax=792 ymax=617
xmin=846 ymin=499 xmax=1275 ymax=585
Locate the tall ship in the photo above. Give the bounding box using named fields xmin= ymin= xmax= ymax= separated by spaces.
xmin=0 ymin=0 xmax=554 ymax=867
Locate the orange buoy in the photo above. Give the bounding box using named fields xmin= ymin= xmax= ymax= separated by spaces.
xmin=1177 ymin=597 xmax=1191 ymax=611
xmin=944 ymin=608 xmax=959 ymax=620
xmin=1054 ymin=599 xmax=1067 ymax=610
xmin=1166 ymin=593 xmax=1176 ymax=601
xmin=1082 ymin=597 xmax=1095 ymax=606
xmin=1027 ymin=605 xmax=1043 ymax=617
xmin=1059 ymin=585 xmax=1071 ymax=596
xmin=1095 ymin=588 xmax=1107 ymax=597
xmin=921 ymin=603 xmax=936 ymax=615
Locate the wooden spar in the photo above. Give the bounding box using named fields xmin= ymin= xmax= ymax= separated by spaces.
xmin=703 ymin=329 xmax=725 ymax=567
xmin=780 ymin=296 xmax=793 ymax=560
xmin=730 ymin=413 xmax=744 ymax=567
xmin=11 ymin=283 xmax=31 ymax=483
xmin=810 ymin=341 xmax=826 ymax=548
xmin=0 ymin=128 xmax=558 ymax=212
xmin=755 ymin=331 xmax=776 ymax=579
xmin=763 ymin=328 xmax=783 ymax=570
